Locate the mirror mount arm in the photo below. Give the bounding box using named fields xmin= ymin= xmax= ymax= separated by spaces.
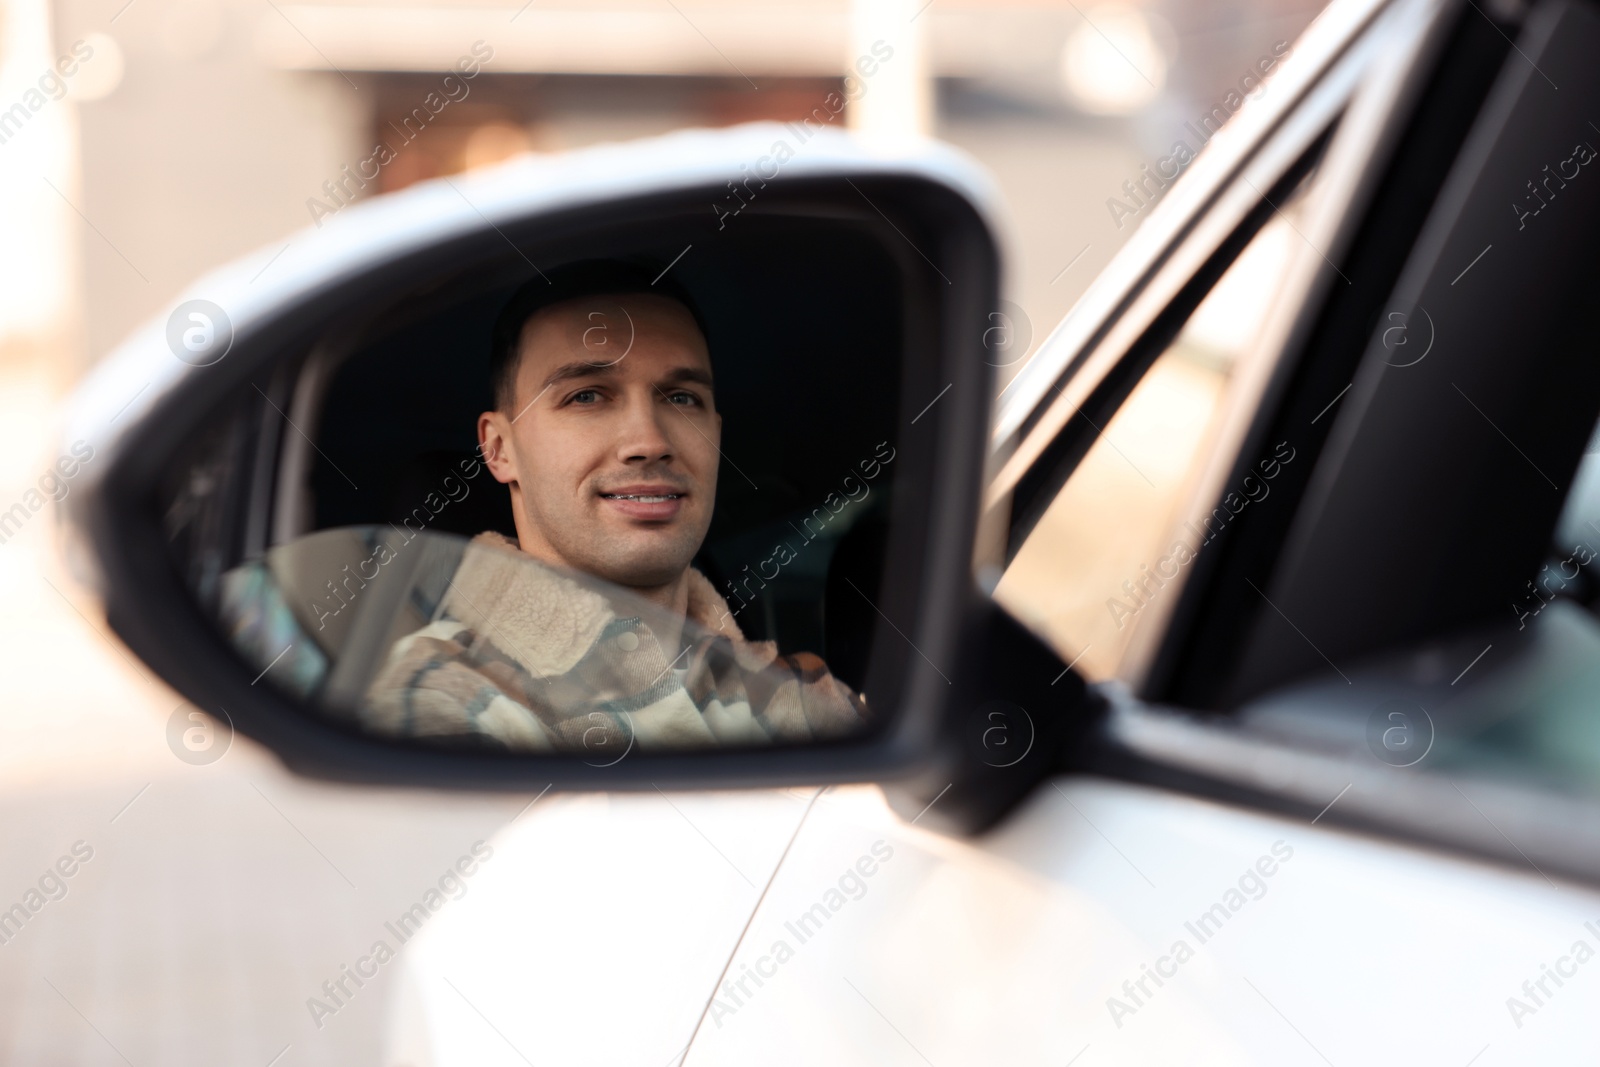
xmin=883 ymin=592 xmax=1105 ymax=835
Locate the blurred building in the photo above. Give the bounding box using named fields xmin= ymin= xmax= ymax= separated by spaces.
xmin=19 ymin=0 xmax=1323 ymax=377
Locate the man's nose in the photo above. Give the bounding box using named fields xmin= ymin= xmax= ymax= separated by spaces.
xmin=615 ymin=392 xmax=675 ymax=464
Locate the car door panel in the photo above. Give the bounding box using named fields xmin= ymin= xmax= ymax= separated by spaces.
xmin=688 ymin=780 xmax=1600 ymax=1064
xmin=385 ymin=789 xmax=815 ymax=1066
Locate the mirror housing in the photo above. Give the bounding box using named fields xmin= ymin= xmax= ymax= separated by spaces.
xmin=60 ymin=123 xmax=1082 ymax=822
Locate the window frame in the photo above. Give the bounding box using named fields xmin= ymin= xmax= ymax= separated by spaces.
xmin=990 ymin=0 xmax=1435 ymax=688
xmin=994 ymin=143 xmax=1333 ymax=684
xmin=999 ymin=0 xmax=1600 ymax=886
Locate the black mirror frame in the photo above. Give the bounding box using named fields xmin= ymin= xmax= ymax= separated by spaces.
xmin=63 ymin=127 xmax=1054 ymax=800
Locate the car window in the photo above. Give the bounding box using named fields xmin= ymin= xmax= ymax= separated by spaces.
xmin=1400 ymin=414 xmax=1600 ymax=793
xmin=1230 ymin=410 xmax=1600 ymax=801
xmin=1553 ymin=417 xmax=1600 ymax=562
xmin=994 ymin=172 xmax=1319 ymax=682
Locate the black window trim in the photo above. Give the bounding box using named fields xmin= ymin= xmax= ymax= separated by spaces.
xmin=1065 ymin=0 xmax=1600 ymax=891
xmin=987 ymin=0 xmax=1426 ymax=685
xmin=1146 ymin=0 xmax=1515 ymax=707
xmin=987 ymin=0 xmax=1401 ymax=503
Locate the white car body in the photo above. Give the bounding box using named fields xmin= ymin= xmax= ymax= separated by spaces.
xmin=368 ymin=0 xmax=1600 ymax=1060
xmin=388 ymin=778 xmax=1597 ymax=1064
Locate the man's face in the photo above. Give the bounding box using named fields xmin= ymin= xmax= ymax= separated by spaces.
xmin=479 ymin=293 xmax=720 ymax=590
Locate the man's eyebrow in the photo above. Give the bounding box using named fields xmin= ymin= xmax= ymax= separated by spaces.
xmin=660 ymin=366 xmax=714 ymax=390
xmin=540 ymin=360 xmax=621 ymax=390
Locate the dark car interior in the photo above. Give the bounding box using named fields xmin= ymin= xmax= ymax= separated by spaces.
xmin=308 ymin=219 xmax=902 ymax=686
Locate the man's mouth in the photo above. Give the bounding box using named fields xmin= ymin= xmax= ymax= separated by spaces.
xmin=598 ymin=486 xmax=688 ymax=521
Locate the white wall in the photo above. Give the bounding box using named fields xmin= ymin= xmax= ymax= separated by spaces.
xmin=52 ymin=0 xmax=367 ymax=367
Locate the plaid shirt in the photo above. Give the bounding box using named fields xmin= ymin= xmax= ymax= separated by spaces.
xmin=362 ymin=533 xmax=867 ymax=752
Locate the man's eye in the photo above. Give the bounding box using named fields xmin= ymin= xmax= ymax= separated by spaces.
xmin=667 ymin=391 xmax=699 ymax=406
xmin=570 ymin=389 xmax=600 ymax=404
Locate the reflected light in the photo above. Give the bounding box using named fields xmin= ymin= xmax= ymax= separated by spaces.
xmin=0 ymin=0 xmax=77 ymax=349
xmin=1059 ymin=4 xmax=1168 ymax=116
xmin=462 ymin=121 xmax=535 ymax=171
xmin=1180 ymin=221 xmax=1296 ymax=361
xmin=66 ymin=32 xmax=124 ymax=101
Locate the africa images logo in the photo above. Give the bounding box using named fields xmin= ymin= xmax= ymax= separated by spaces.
xmin=1107 ymin=841 xmax=1295 ymax=1029
xmin=973 ymin=699 xmax=1035 ymax=769
xmin=1365 ymin=700 xmax=1433 ymax=768
xmin=166 ymin=705 xmax=233 ymax=765
xmin=165 ymin=299 xmax=233 ymax=367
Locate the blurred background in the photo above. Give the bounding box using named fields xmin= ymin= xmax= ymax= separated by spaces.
xmin=0 ymin=0 xmax=1326 ymax=1061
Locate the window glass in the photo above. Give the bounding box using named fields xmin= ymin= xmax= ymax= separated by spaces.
xmin=995 ymin=178 xmax=1316 ymax=681
xmin=1416 ymin=415 xmax=1600 ymax=792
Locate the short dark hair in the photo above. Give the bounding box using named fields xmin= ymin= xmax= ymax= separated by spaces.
xmin=488 ymin=259 xmax=709 ymax=412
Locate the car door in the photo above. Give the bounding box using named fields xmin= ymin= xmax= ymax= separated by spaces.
xmin=672 ymin=0 xmax=1600 ymax=1062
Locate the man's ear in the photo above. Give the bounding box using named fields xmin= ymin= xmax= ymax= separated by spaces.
xmin=477 ymin=411 xmax=519 ymax=486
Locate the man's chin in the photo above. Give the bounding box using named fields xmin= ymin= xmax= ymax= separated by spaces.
xmin=571 ymin=537 xmax=702 ymax=591
xmin=587 ymin=560 xmax=697 ymax=591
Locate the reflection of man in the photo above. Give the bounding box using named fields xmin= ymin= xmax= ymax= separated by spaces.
xmin=364 ymin=261 xmax=866 ymax=751
xmin=478 ymin=261 xmax=722 ymax=623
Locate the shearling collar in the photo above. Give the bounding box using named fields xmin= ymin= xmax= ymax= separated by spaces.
xmin=441 ymin=531 xmax=747 ymax=676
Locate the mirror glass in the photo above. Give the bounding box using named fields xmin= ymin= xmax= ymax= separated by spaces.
xmin=160 ymin=225 xmax=916 ymax=756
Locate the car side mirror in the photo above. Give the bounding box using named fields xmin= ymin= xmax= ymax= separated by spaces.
xmin=60 ymin=124 xmax=1087 ymax=829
